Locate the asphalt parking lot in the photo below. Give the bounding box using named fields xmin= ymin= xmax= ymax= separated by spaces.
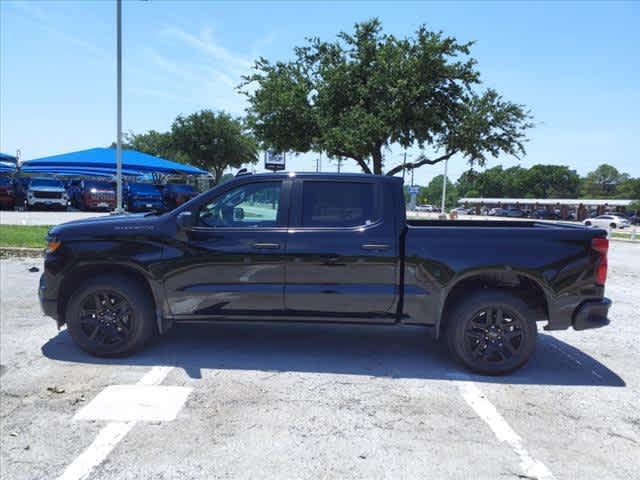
xmin=1 ymin=243 xmax=639 ymax=480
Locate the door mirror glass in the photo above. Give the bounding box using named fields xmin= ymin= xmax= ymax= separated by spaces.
xmin=176 ymin=211 xmax=196 ymax=229
xmin=233 ymin=207 xmax=245 ymax=220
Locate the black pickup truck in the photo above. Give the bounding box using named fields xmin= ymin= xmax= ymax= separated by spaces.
xmin=39 ymin=172 xmax=611 ymax=374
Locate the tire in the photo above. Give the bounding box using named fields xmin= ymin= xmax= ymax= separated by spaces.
xmin=445 ymin=290 xmax=538 ymax=375
xmin=585 ymin=221 xmax=591 ymax=226
xmin=66 ymin=274 xmax=156 ymax=357
xmin=610 ymin=223 xmax=616 ymax=229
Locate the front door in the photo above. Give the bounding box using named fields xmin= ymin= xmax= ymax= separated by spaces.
xmin=164 ymin=179 xmax=290 ymax=317
xmin=284 ymin=179 xmax=399 ymax=320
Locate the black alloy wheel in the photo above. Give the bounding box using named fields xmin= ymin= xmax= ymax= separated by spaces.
xmin=463 ymin=306 xmax=525 ymax=367
xmin=66 ymin=274 xmax=156 ymax=357
xmin=446 ymin=290 xmax=538 ymax=375
xmin=78 ymin=290 xmax=134 ymax=349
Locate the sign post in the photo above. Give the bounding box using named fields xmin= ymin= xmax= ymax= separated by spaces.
xmin=408 ymin=185 xmax=419 ymax=211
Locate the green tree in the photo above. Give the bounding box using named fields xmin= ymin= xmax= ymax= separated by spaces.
xmin=581 ymin=164 xmax=629 ymax=197
xmin=617 ymin=177 xmax=640 ymax=199
xmin=523 ymin=165 xmax=580 ymax=198
xmin=242 ymin=19 xmax=533 ymax=176
xmin=171 ymin=110 xmax=259 ymax=183
xmin=123 ymin=130 xmax=190 ymax=164
xmin=424 ymin=175 xmax=458 ymax=208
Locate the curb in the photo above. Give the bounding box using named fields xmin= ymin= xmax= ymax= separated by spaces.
xmin=0 ymin=247 xmax=44 ymax=258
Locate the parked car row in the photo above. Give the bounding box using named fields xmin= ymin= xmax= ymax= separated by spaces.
xmin=0 ymin=175 xmax=199 ymax=212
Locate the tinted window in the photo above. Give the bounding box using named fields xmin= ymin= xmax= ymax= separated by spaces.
xmin=200 ymin=181 xmax=281 ymax=228
xmin=302 ymin=181 xmax=375 ymax=227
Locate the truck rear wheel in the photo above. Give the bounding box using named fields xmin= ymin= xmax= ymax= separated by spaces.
xmin=66 ymin=274 xmax=156 ymax=357
xmin=445 ymin=290 xmax=537 ymax=375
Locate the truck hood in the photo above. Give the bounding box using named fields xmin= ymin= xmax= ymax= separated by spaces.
xmin=49 ymin=212 xmax=165 ymax=239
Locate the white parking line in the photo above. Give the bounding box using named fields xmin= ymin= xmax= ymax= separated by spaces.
xmin=459 ymin=382 xmax=556 ymax=480
xmin=57 ymin=366 xmax=177 ymax=480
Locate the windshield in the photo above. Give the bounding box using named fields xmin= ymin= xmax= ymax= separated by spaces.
xmin=167 ymin=184 xmax=196 ymax=193
xmin=85 ymin=181 xmax=113 ymax=190
xmin=129 ymin=183 xmax=160 ymax=193
xmin=30 ymin=178 xmax=63 ymax=188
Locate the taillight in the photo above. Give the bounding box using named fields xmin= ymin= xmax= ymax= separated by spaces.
xmin=592 ymin=237 xmax=609 ymax=285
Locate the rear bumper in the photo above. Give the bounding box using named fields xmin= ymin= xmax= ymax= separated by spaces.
xmin=573 ymin=297 xmax=611 ymax=330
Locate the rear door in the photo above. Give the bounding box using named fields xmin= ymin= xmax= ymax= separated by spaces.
xmin=284 ymin=178 xmax=399 ymax=320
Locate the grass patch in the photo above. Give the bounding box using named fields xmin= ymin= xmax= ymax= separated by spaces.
xmin=0 ymin=225 xmax=52 ymax=248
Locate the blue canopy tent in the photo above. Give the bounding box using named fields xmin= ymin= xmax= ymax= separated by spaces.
xmin=21 ymin=147 xmax=208 ymax=176
xmin=0 ymin=152 xmax=17 ymax=174
xmin=19 ymin=166 xmax=145 ymax=177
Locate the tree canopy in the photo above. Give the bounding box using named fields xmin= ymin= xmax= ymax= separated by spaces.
xmin=123 ymin=130 xmax=190 ymax=164
xmin=170 ymin=110 xmax=259 ymax=183
xmin=455 ymin=165 xmax=581 ymax=199
xmin=242 ymin=18 xmax=533 ymax=176
xmin=580 ymin=164 xmax=630 ymax=198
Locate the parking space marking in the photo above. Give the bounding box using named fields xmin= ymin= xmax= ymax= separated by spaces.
xmin=58 ymin=421 xmax=136 ymax=480
xmin=58 ymin=366 xmax=179 ymax=480
xmin=459 ymin=382 xmax=555 ymax=480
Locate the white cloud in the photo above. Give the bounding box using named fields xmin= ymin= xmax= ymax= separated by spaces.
xmin=8 ymin=0 xmax=108 ymax=60
xmin=161 ymin=26 xmax=251 ymax=75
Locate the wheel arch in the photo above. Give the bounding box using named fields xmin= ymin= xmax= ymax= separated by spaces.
xmin=438 ymin=270 xmax=550 ymax=338
xmin=58 ymin=262 xmax=167 ymax=333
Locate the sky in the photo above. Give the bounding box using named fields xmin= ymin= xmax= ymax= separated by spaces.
xmin=1 ymin=0 xmax=639 ymax=185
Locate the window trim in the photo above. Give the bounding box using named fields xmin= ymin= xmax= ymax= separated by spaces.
xmin=290 ymin=178 xmax=383 ymax=231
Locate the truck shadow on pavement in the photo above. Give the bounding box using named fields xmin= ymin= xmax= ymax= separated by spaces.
xmin=42 ymin=322 xmax=625 ymax=387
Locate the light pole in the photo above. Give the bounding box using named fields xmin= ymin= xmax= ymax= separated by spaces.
xmin=115 ymin=0 xmax=123 ymax=213
xmin=440 ymin=157 xmax=448 ymax=214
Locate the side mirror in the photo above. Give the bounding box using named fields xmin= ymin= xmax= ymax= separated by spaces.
xmin=176 ymin=211 xmax=196 ymax=230
xmin=234 ymin=207 xmax=245 ymax=220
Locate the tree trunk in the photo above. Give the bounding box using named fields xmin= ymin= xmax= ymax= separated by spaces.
xmin=213 ymin=167 xmax=224 ymax=184
xmin=371 ymin=148 xmax=383 ymax=175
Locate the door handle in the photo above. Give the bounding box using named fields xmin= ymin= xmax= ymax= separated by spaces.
xmin=361 ymin=243 xmax=390 ymax=251
xmin=252 ymin=242 xmax=281 ymax=249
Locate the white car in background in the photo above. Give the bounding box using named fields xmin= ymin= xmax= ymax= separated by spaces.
xmin=415 ymin=204 xmax=435 ymax=212
xmin=584 ymin=214 xmax=630 ymax=229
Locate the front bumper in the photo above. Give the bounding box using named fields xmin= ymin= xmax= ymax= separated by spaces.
xmin=28 ymin=197 xmax=68 ymax=207
xmin=573 ymin=297 xmax=611 ymax=330
xmin=128 ymin=199 xmax=164 ymax=211
xmin=39 ymin=272 xmax=62 ymax=326
xmin=85 ymin=199 xmax=116 ymax=210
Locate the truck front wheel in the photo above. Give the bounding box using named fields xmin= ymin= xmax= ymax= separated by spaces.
xmin=445 ymin=290 xmax=538 ymax=375
xmin=65 ymin=274 xmax=157 ymax=357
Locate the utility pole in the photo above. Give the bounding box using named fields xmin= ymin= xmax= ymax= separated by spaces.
xmin=115 ymin=0 xmax=123 ymax=213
